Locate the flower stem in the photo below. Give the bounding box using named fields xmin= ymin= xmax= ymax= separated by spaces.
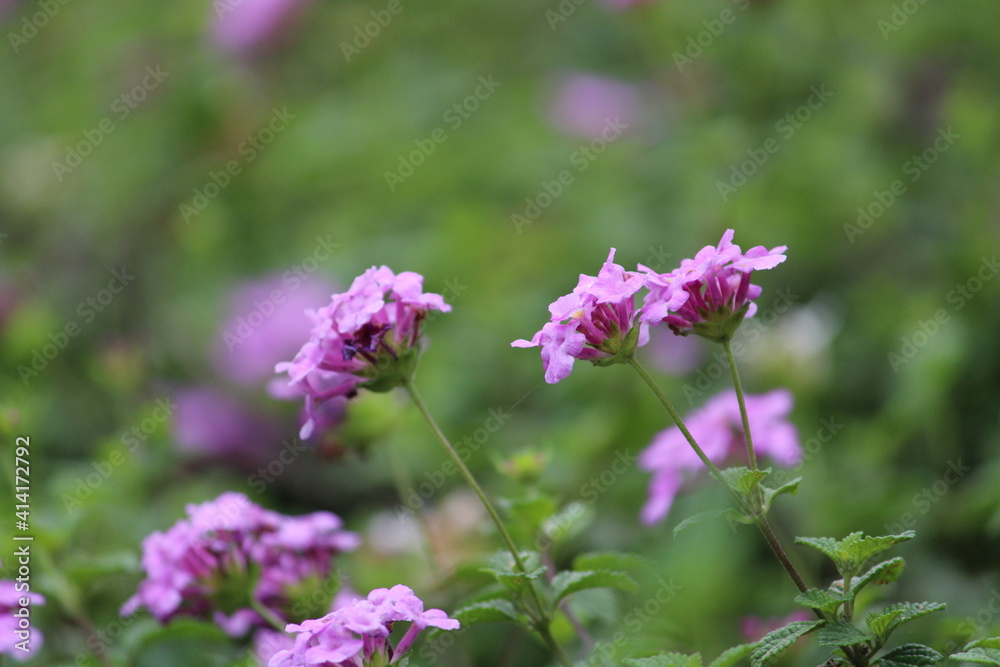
xmin=402 ymin=381 xmax=575 ymax=667
xmin=722 ymin=338 xmax=756 ymax=470
xmin=251 ymin=597 xmax=288 ymax=633
xmin=627 ymin=357 xmax=743 ymax=508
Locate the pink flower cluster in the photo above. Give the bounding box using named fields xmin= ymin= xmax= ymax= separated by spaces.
xmin=639 ymin=389 xmax=802 ymax=524
xmin=270 ymin=584 xmax=460 ymax=667
xmin=276 ymin=267 xmax=450 ymax=438
xmin=122 ymin=492 xmax=359 ymax=636
xmin=513 ymin=232 xmax=786 ymax=383
xmin=0 ymin=579 xmax=44 ymax=661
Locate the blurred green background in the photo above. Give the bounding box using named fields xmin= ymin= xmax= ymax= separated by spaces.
xmin=2 ymin=0 xmax=1000 ymax=664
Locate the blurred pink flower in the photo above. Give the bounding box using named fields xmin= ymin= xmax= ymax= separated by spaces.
xmin=548 ymin=73 xmax=642 ymax=139
xmin=215 ymin=275 xmax=338 ymax=387
xmin=639 ymin=388 xmax=801 ymax=524
xmin=0 ymin=579 xmax=44 ymax=661
xmin=211 ymin=0 xmax=312 ymax=54
xmin=172 ymin=387 xmax=279 ymax=460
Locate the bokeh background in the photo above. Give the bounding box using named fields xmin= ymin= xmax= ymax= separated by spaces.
xmin=2 ymin=0 xmax=1000 ymax=664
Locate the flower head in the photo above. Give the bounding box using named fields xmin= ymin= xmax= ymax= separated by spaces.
xmin=269 ymin=584 xmax=460 ymax=666
xmin=122 ymin=492 xmax=359 ymax=636
xmin=0 ymin=578 xmax=44 ymax=661
xmin=276 ymin=267 xmax=450 ymax=438
xmin=640 ymin=229 xmax=786 ymax=341
xmin=639 ymin=389 xmax=800 ymax=524
xmin=512 ymin=248 xmax=648 ymax=383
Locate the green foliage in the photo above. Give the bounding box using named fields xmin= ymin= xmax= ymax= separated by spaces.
xmin=750 ymin=620 xmax=825 ymax=667
xmin=865 ymin=602 xmax=946 ymax=641
xmin=453 ymin=599 xmax=529 ymax=626
xmin=851 ymin=557 xmax=907 ymax=597
xmin=760 ymin=477 xmax=802 ymax=514
xmin=624 ymin=653 xmax=703 ymax=667
xmin=948 ymin=637 xmax=1000 ymax=665
xmin=875 ymin=643 xmax=944 ymax=666
xmin=706 ymin=644 xmax=758 ymax=667
xmin=551 ymin=569 xmax=637 ymax=603
xmin=817 ymin=620 xmax=873 ymax=647
xmin=794 ymin=587 xmax=848 ymax=615
xmin=795 ymin=531 xmax=915 ymax=577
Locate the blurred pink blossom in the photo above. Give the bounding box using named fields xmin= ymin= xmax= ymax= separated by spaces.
xmin=548 ymin=73 xmax=642 ymax=139
xmin=211 ymin=0 xmax=313 ymax=54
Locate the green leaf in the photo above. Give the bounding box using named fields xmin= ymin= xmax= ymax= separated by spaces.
xmin=796 ymin=532 xmax=915 ymax=576
xmin=453 ymin=599 xmax=528 ymax=626
xmin=964 ymin=639 xmax=1000 ymax=651
xmin=865 ymin=602 xmax=946 ymax=639
xmin=551 ymin=569 xmax=638 ymax=603
xmin=673 ymin=509 xmax=728 ymax=537
xmin=750 ymin=620 xmax=824 ymax=667
xmin=867 ymin=608 xmax=905 ymax=639
xmin=504 ymin=495 xmax=558 ymax=534
xmin=707 ymin=643 xmax=757 ymax=667
xmin=481 ymin=550 xmax=546 ymax=592
xmin=624 ymin=653 xmax=703 ymax=667
xmin=721 ymin=466 xmax=771 ymax=496
xmin=795 ymin=587 xmax=847 ymax=615
xmin=949 ymin=648 xmax=1000 ymax=665
xmin=851 ymin=557 xmax=906 ymax=596
xmin=817 ymin=620 xmax=872 ymax=647
xmin=761 ymin=477 xmax=802 ymax=513
xmin=876 ymin=643 xmax=943 ymax=666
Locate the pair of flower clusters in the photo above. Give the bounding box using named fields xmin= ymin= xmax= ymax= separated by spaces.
xmin=512 ymin=230 xmax=787 ymax=383
xmin=275 ymin=266 xmax=450 ymax=439
xmin=270 ymin=584 xmax=460 ymax=667
xmin=121 ymin=492 xmax=360 ymax=636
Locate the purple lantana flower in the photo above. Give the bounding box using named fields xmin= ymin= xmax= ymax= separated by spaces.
xmin=640 ymin=229 xmax=786 ymax=341
xmin=276 ymin=267 xmax=450 ymax=438
xmin=639 ymin=389 xmax=801 ymax=524
xmin=512 ymin=248 xmax=648 ymax=383
xmin=0 ymin=578 xmax=44 ymax=661
xmin=269 ymin=584 xmax=460 ymax=666
xmin=122 ymin=492 xmax=359 ymax=635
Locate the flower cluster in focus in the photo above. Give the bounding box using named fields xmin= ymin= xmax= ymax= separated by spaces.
xmin=270 ymin=584 xmax=460 ymax=667
xmin=513 ymin=232 xmax=786 ymax=382
xmin=276 ymin=267 xmax=450 ymax=438
xmin=639 ymin=389 xmax=801 ymax=524
xmin=122 ymin=492 xmax=359 ymax=635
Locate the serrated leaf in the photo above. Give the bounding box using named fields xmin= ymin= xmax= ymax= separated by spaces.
xmin=750 ymin=620 xmax=824 ymax=667
xmin=796 ymin=536 xmax=841 ymax=561
xmin=624 ymin=652 xmax=703 ymax=667
xmin=817 ymin=620 xmax=872 ymax=647
xmin=867 ymin=608 xmax=905 ymax=639
xmin=876 ymin=643 xmax=943 ymax=666
xmin=965 ymin=639 xmax=1000 ymax=651
xmin=761 ymin=477 xmax=802 ymax=513
xmin=796 ymin=532 xmax=915 ymax=576
xmin=453 ymin=599 xmax=528 ymax=626
xmin=867 ymin=602 xmax=946 ymax=638
xmin=481 ymin=550 xmax=546 ymax=592
xmin=949 ymin=647 xmax=1000 ymax=665
xmin=721 ymin=466 xmax=771 ymax=496
xmin=795 ymin=587 xmax=847 ymax=615
xmin=707 ymin=643 xmax=757 ymax=667
xmin=852 ymin=557 xmax=906 ymax=596
xmin=552 ymin=569 xmax=638 ymax=603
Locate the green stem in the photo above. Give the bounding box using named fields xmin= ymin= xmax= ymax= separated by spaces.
xmin=250 ymin=597 xmax=287 ymax=633
xmin=722 ymin=338 xmax=757 ymax=470
xmin=755 ymin=517 xmax=809 ymax=594
xmin=402 ymin=381 xmax=574 ymax=667
xmin=627 ymin=357 xmax=743 ymax=508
